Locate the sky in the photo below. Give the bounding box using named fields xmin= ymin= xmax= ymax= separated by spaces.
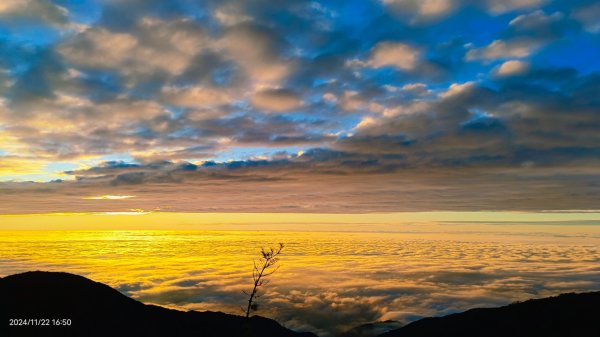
xmin=0 ymin=0 xmax=599 ymax=213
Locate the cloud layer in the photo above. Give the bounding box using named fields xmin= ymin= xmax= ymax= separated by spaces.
xmin=0 ymin=0 xmax=599 ymax=212
xmin=2 ymin=227 xmax=599 ymax=336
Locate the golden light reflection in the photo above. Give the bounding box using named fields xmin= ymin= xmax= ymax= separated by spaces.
xmin=83 ymin=195 xmax=137 ymax=200
xmin=1 ymin=212 xmax=600 ymax=336
xmin=1 ymin=211 xmax=600 ymax=235
xmin=0 ymin=156 xmax=46 ymax=177
xmin=0 ymin=228 xmax=599 ymax=336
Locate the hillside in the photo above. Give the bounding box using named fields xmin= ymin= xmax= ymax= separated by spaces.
xmin=0 ymin=271 xmax=317 ymax=337
xmin=378 ymin=291 xmax=600 ymax=337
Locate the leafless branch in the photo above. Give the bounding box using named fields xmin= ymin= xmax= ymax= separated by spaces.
xmin=245 ymin=243 xmax=285 ymax=318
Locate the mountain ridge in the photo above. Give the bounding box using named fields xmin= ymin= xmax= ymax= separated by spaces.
xmin=378 ymin=290 xmax=600 ymax=337
xmin=0 ymin=271 xmax=316 ymax=337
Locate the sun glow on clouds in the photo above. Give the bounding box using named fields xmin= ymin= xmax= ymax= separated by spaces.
xmin=496 ymin=60 xmax=530 ymax=76
xmin=1 ymin=211 xmax=600 ymax=230
xmin=99 ymin=210 xmax=150 ymax=215
xmin=1 ymin=224 xmax=599 ymax=336
xmin=83 ymin=195 xmax=136 ymax=200
xmin=0 ymin=2 xmax=598 ymax=335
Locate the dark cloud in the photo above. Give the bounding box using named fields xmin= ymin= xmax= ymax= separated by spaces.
xmin=335 ymin=70 xmax=600 ymax=168
xmin=466 ymin=9 xmax=572 ymax=61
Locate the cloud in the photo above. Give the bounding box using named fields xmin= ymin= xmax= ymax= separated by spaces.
xmin=382 ymin=0 xmax=457 ymax=22
xmin=3 ymin=226 xmax=599 ymax=336
xmin=466 ymin=38 xmax=540 ymax=61
xmin=83 ymin=195 xmax=136 ymax=200
xmin=572 ymin=3 xmax=600 ymax=33
xmin=335 ymin=71 xmax=600 ymax=169
xmin=161 ymin=86 xmax=232 ymax=108
xmin=338 ymin=91 xmax=367 ymax=112
xmin=0 ymin=0 xmax=68 ymax=26
xmin=213 ymin=3 xmax=253 ymax=27
xmin=484 ymin=0 xmax=547 ymax=15
xmin=5 ymin=53 xmax=599 ymax=212
xmin=3 ymin=144 xmax=600 ymax=214
xmin=439 ymin=81 xmax=475 ymax=98
xmin=251 ymin=89 xmax=303 ymax=112
xmin=219 ymin=23 xmax=293 ymax=85
xmin=0 ymin=0 xmax=599 ymax=212
xmin=508 ymin=10 xmax=564 ymax=31
xmin=1 ymin=1 xmax=599 ymax=333
xmin=1 ymin=95 xmax=174 ymax=159
xmin=356 ymin=117 xmax=377 ymax=129
xmin=399 ymin=83 xmax=431 ymax=96
xmin=0 ymin=155 xmax=48 ymax=178
xmin=382 ymin=0 xmax=548 ymax=20
xmin=495 ymin=60 xmax=530 ymax=76
xmin=59 ymin=18 xmax=206 ymax=80
xmin=367 ymin=42 xmax=422 ymax=71
xmin=466 ymin=10 xmax=566 ymax=62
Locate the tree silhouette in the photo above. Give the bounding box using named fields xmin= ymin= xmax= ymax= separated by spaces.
xmin=244 ymin=243 xmax=284 ymax=318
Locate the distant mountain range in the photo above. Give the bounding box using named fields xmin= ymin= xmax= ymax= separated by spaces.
xmin=2 ymin=271 xmax=599 ymax=337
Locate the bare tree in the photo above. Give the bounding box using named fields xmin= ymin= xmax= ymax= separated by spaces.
xmin=244 ymin=243 xmax=284 ymax=318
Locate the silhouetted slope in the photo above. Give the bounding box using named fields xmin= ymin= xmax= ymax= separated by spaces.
xmin=0 ymin=271 xmax=317 ymax=337
xmin=379 ymin=292 xmax=600 ymax=337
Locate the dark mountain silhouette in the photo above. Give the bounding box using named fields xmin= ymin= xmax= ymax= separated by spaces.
xmin=0 ymin=271 xmax=317 ymax=337
xmin=378 ymin=291 xmax=600 ymax=337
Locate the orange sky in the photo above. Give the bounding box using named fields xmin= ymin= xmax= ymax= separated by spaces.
xmin=1 ymin=211 xmax=599 ymax=233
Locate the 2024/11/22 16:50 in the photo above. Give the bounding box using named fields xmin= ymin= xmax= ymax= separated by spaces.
xmin=8 ymin=318 xmax=72 ymax=326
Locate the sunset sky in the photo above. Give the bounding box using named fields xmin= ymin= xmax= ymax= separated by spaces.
xmin=2 ymin=3 xmax=600 ymax=335
xmin=1 ymin=0 xmax=599 ymax=213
